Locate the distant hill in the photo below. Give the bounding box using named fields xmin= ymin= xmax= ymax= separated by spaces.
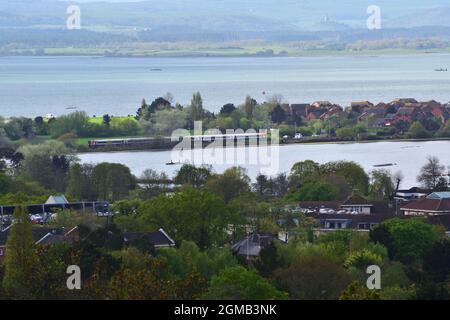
xmin=1 ymin=0 xmax=450 ymax=48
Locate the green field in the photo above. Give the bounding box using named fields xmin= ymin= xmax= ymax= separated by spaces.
xmin=88 ymin=116 xmax=137 ymax=124
xmin=17 ymin=44 xmax=450 ymax=58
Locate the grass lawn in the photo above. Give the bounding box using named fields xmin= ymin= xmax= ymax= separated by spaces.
xmin=88 ymin=116 xmax=137 ymax=125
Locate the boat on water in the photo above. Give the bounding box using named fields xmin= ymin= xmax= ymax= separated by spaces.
xmin=435 ymin=68 xmax=448 ymax=72
xmin=151 ymin=68 xmax=163 ymax=72
xmin=166 ymin=160 xmax=181 ymax=166
xmin=373 ymin=163 xmax=397 ymax=168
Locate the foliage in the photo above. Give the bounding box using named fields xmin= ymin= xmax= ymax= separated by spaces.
xmin=135 ymin=187 xmax=240 ymax=249
xmin=205 ymin=266 xmax=288 ymax=300
xmin=274 ymin=251 xmax=352 ymax=300
xmin=2 ymin=207 xmax=39 ymax=299
xmin=370 ymin=218 xmax=439 ymax=264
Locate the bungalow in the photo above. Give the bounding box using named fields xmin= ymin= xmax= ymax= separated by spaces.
xmin=351 ymin=101 xmax=374 ymax=113
xmin=306 ymin=107 xmax=328 ymax=121
xmin=358 ymin=107 xmax=387 ymax=126
xmin=298 ymin=194 xmax=396 ymax=233
xmin=123 ymin=228 xmax=175 ymax=249
xmin=401 ymin=192 xmax=450 ymax=216
xmin=311 ymin=101 xmax=333 ymax=108
xmin=319 ymin=106 xmax=346 ymax=121
xmin=0 ymin=226 xmax=79 ymax=262
xmin=290 ymin=104 xmax=309 ymax=118
xmin=390 ymin=107 xmax=419 ymax=124
xmin=395 ymin=187 xmax=430 ymax=201
xmin=231 ymin=232 xmax=283 ymax=260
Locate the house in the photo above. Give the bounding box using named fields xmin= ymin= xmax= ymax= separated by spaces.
xmin=391 ymin=107 xmax=419 ymax=124
xmin=306 ymin=107 xmax=329 ymax=121
xmin=351 ymin=101 xmax=374 ymax=113
xmin=340 ymin=194 xmax=374 ymax=214
xmin=299 ymin=194 xmax=396 ymax=232
xmin=231 ymin=233 xmax=282 ymax=259
xmin=319 ymin=106 xmax=346 ymax=121
xmin=357 ymin=107 xmax=387 ymax=126
xmin=0 ymin=226 xmax=79 ymax=262
xmin=401 ymin=192 xmax=450 ymax=216
xmin=123 ymin=228 xmax=175 ymax=249
xmin=394 ymin=98 xmax=419 ymax=106
xmin=290 ymin=104 xmax=309 ymax=118
xmin=395 ymin=187 xmax=430 ymax=201
xmin=311 ymin=101 xmax=332 ymax=108
xmin=280 ymin=104 xmax=292 ymax=116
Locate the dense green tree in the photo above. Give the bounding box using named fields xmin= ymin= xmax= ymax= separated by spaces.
xmin=91 ymin=163 xmax=135 ymax=201
xmin=2 ymin=207 xmax=39 ymax=299
xmin=370 ymin=218 xmax=439 ymax=263
xmin=205 ymin=167 xmax=251 ymax=203
xmin=274 ymin=252 xmax=352 ymax=300
xmin=48 ymin=111 xmax=90 ymax=138
xmin=66 ymin=163 xmax=97 ymax=200
xmin=422 ymin=239 xmax=450 ymax=283
xmin=219 ymin=103 xmax=236 ymax=116
xmin=136 ymin=187 xmax=240 ymax=249
xmin=206 ymin=266 xmax=288 ymax=300
xmin=320 ymin=161 xmax=369 ymax=194
xmin=408 ymin=122 xmax=430 ymax=139
xmin=19 ymin=140 xmax=76 ymax=191
xmin=289 ymin=160 xmax=321 ymax=187
xmin=287 ymin=181 xmax=338 ymax=201
xmin=174 ymin=164 xmax=212 ymax=188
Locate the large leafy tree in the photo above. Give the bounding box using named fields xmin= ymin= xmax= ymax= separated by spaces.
xmin=91 ymin=162 xmax=136 ymax=201
xmin=274 ymin=252 xmax=352 ymax=300
xmin=19 ymin=140 xmax=76 ymax=192
xmin=205 ymin=266 xmax=288 ymax=300
xmin=136 ymin=187 xmax=240 ymax=249
xmin=174 ymin=164 xmax=212 ymax=188
xmin=2 ymin=206 xmax=39 ymax=299
xmin=417 ymin=156 xmax=446 ymax=190
xmin=370 ymin=218 xmax=439 ymax=264
xmin=369 ymin=169 xmax=395 ymax=200
xmin=205 ymin=167 xmax=251 ymax=203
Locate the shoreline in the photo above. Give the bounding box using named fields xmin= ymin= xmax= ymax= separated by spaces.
xmin=77 ymin=137 xmax=450 ymax=154
xmin=2 ymin=49 xmax=450 ymax=59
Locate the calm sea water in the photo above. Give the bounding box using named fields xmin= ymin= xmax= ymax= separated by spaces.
xmin=1 ymin=54 xmax=450 ymax=117
xmin=78 ymin=140 xmax=450 ymax=189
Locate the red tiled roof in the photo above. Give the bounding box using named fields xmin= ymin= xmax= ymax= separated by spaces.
xmin=401 ymin=198 xmax=450 ymax=212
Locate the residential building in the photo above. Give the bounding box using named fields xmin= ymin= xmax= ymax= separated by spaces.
xmin=401 ymin=192 xmax=450 ymax=216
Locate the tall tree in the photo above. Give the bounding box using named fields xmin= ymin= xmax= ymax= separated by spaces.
xmin=188 ymin=92 xmax=205 ymax=121
xmin=242 ymin=95 xmax=257 ymax=120
xmin=369 ymin=169 xmax=395 ymax=200
xmin=3 ymin=206 xmax=38 ymax=299
xmin=417 ymin=156 xmax=445 ymax=190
